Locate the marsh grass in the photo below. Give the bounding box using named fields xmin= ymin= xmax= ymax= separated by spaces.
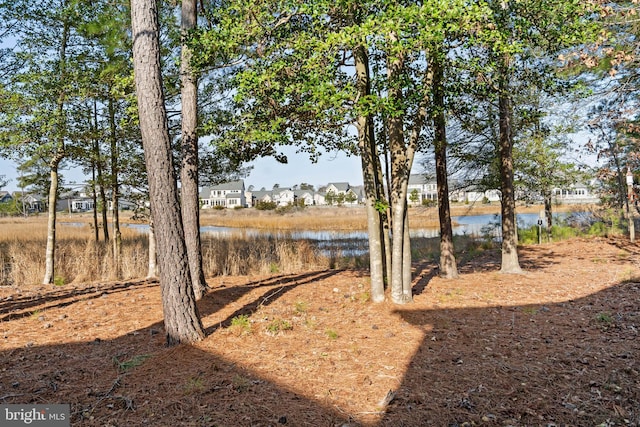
xmin=0 ymin=211 xmax=490 ymax=288
xmin=0 ymin=216 xmax=354 ymax=287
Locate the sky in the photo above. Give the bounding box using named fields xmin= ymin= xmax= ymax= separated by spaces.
xmin=0 ymin=146 xmax=372 ymax=193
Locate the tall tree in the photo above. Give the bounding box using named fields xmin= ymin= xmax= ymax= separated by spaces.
xmin=0 ymin=0 xmax=79 ymax=284
xmin=429 ymin=45 xmax=458 ymax=279
xmin=130 ymin=0 xmax=204 ymax=345
xmin=450 ymin=0 xmax=600 ymax=272
xmin=180 ymin=0 xmax=207 ymax=300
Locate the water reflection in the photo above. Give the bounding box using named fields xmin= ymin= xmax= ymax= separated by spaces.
xmin=61 ymin=211 xmax=577 ymax=257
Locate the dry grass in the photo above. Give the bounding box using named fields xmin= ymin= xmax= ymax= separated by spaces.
xmin=0 ymin=217 xmax=148 ymax=286
xmin=0 ymin=202 xmax=584 ymax=287
xmin=0 ymin=216 xmax=342 ymax=287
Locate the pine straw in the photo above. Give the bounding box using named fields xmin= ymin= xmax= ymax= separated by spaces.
xmin=1 ymin=237 xmax=640 ymax=426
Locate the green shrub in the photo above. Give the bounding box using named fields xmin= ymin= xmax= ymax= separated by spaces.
xmin=255 ymin=200 xmax=277 ymax=210
xmin=587 ymin=221 xmax=608 ymax=236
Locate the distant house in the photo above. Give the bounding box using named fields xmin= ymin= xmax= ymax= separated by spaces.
xmin=0 ymin=191 xmax=12 ymax=204
xmin=11 ymin=193 xmax=45 ymax=212
xmin=552 ymin=182 xmax=599 ymax=204
xmin=407 ymin=175 xmax=438 ymax=204
xmin=248 ymin=189 xmax=274 ymax=207
xmin=463 ymin=186 xmax=501 ymax=204
xmin=293 ymin=189 xmax=315 ymax=205
xmin=200 ymin=180 xmax=247 ymax=208
xmin=274 ymin=188 xmax=296 ymax=206
xmin=323 ymin=182 xmax=361 ymax=205
xmin=57 ymin=192 xmax=94 ymax=213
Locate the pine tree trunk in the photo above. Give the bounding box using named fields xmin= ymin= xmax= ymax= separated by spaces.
xmin=131 ymin=0 xmax=204 ymax=345
xmin=180 ymin=0 xmax=207 ymax=300
xmin=43 ymin=17 xmax=69 ymax=285
xmin=402 ymin=205 xmax=412 ymax=299
xmin=498 ymin=57 xmax=522 ymax=274
xmin=544 ymin=191 xmax=553 ymax=242
xmin=91 ymin=163 xmax=99 ymax=242
xmin=91 ymin=103 xmax=99 ymax=242
xmin=147 ymin=217 xmax=158 ymax=279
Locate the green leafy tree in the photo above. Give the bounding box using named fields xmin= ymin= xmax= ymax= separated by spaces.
xmin=0 ymin=0 xmax=86 ymax=284
xmin=450 ymin=0 xmax=600 ymax=273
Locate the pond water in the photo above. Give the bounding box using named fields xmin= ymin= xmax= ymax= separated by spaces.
xmin=64 ymin=212 xmax=572 ymax=241
xmin=62 ymin=211 xmax=577 ymax=256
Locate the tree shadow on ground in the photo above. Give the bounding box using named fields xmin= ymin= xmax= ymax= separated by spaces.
xmin=0 ymin=280 xmax=158 ymax=322
xmin=1 ymin=248 xmax=638 ymax=426
xmin=380 ymin=278 xmax=640 ymax=426
xmin=198 ymin=270 xmax=340 ymax=334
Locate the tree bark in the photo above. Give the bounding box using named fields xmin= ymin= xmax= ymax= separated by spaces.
xmin=108 ymin=97 xmax=122 ymax=278
xmin=354 ymin=45 xmax=385 ymax=303
xmin=386 ymin=32 xmax=413 ymax=304
xmin=147 ymin=216 xmax=158 ymax=279
xmin=131 ymin=0 xmax=204 ymax=345
xmin=43 ymin=162 xmax=61 ymax=285
xmin=180 ymin=0 xmax=207 ymax=300
xmin=43 ymin=16 xmax=69 ymax=285
xmin=431 ymin=49 xmax=458 ymax=279
xmin=93 ymin=100 xmax=109 ymax=241
xmin=91 ymin=159 xmax=99 ymax=242
xmin=544 ymin=190 xmax=553 ymax=242
xmin=498 ymin=56 xmax=523 ymax=274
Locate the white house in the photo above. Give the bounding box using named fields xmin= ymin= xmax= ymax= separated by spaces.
xmin=323 ymin=182 xmax=360 ymax=205
xmin=274 ymin=188 xmax=296 ymax=206
xmin=463 ymin=186 xmax=501 ymax=204
xmin=200 ymin=180 xmax=247 ymax=208
xmin=407 ymin=174 xmax=438 ymax=204
xmin=293 ymin=189 xmax=315 ymax=205
xmin=552 ymin=182 xmax=599 ymax=204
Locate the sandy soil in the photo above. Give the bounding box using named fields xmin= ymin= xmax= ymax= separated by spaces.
xmin=1 ymin=237 xmax=639 ymax=426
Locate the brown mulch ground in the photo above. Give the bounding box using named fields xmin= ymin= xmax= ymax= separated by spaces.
xmin=1 ymin=237 xmax=639 ymax=426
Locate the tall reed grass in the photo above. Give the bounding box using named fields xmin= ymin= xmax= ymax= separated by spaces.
xmin=0 ymin=218 xmax=350 ymax=287
xmin=0 ymin=213 xmax=488 ymax=288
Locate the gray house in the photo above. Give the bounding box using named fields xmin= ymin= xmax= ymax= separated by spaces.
xmin=0 ymin=191 xmax=12 ymax=204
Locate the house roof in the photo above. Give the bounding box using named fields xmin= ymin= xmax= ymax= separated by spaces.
xmin=409 ymin=174 xmax=435 ymax=185
xmin=327 ymin=182 xmax=350 ymax=192
xmin=202 ymin=180 xmax=245 ymax=193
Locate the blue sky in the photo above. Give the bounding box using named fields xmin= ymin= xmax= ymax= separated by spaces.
xmin=0 ymin=146 xmax=372 ymax=193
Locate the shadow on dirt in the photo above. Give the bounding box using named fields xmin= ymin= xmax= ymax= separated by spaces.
xmin=0 ymin=280 xmax=158 ymax=322
xmin=1 ymin=250 xmax=639 ymax=426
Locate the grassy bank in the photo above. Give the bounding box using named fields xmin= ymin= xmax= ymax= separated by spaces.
xmin=0 ymin=203 xmax=597 ymax=287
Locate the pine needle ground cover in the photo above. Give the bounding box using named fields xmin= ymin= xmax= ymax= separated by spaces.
xmin=1 ymin=238 xmax=639 ymax=426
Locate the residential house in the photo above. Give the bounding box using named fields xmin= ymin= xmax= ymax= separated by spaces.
xmin=463 ymin=186 xmax=501 ymax=204
xmin=552 ymin=182 xmax=599 ymax=204
xmin=274 ymin=188 xmax=296 ymax=206
xmin=407 ymin=175 xmax=438 ymax=204
xmin=293 ymin=189 xmax=315 ymax=206
xmin=56 ymin=192 xmax=94 ymax=213
xmin=323 ymin=182 xmax=360 ymax=205
xmin=200 ymin=180 xmax=247 ymax=208
xmin=0 ymin=191 xmax=12 ymax=204
xmin=248 ymin=189 xmax=274 ymax=207
xmin=16 ymin=193 xmax=45 ymax=212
